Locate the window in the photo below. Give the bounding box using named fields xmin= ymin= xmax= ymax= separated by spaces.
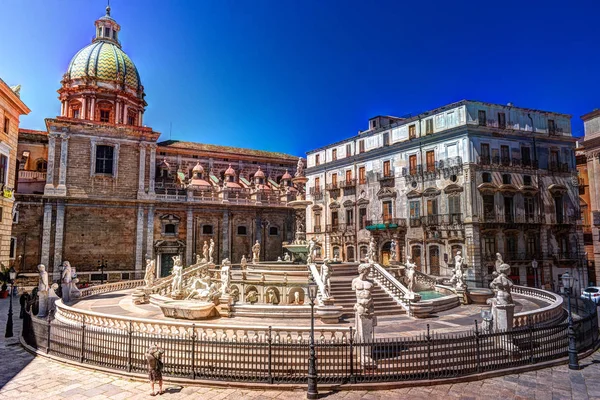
xmin=527 ymin=234 xmax=538 ymax=257
xmin=315 ymin=154 xmax=320 ymax=165
xmin=498 ymin=112 xmax=506 ymax=129
xmin=425 ymin=119 xmax=433 ymax=134
xmin=448 ymin=196 xmax=461 ymax=220
xmin=409 ymin=201 xmax=420 ymax=219
xmin=164 ymin=224 xmax=176 ymax=235
xmin=345 ymin=170 xmax=352 ymax=182
xmin=269 ymin=226 xmax=279 ymax=236
xmin=409 ymin=154 xmax=417 ymax=175
xmin=237 ymin=226 xmax=247 ymax=235
xmin=554 ymin=196 xmax=564 ymax=223
xmin=383 ymin=160 xmax=391 ymax=177
xmin=480 ymin=143 xmax=490 ymax=163
xmin=9 ymin=237 xmax=16 ymax=259
xmin=112 ymin=30 xmax=117 ymax=40
xmin=331 ymin=211 xmax=339 ymax=227
xmin=359 ymin=167 xmax=366 ymax=184
xmin=483 ymin=236 xmax=496 ymax=257
xmin=314 ymin=177 xmax=320 ymax=191
xmin=426 ymin=150 xmax=435 ymax=172
xmin=548 ymin=119 xmax=556 ymax=135
xmin=100 ymin=110 xmax=110 ymax=123
xmin=426 ymin=198 xmax=438 ymax=216
xmin=523 ymin=175 xmax=532 ymax=186
xmin=36 ymin=159 xmax=48 ymax=172
xmin=482 ymin=172 xmax=492 ymax=183
xmin=359 ymin=208 xmax=367 ymax=230
xmin=202 ymin=225 xmax=213 ymax=235
xmin=332 ymin=149 xmax=337 ymax=161
xmin=95 ymin=145 xmax=114 ymax=174
xmin=3 ymin=117 xmax=9 ymax=134
xmin=0 ymin=154 xmax=7 ymax=185
xmin=550 ymin=150 xmax=559 ymax=166
xmin=331 ymin=173 xmax=337 ymax=187
xmin=371 ymin=120 xmax=377 ymax=129
xmin=524 ymin=196 xmax=535 ymax=220
xmin=500 ymin=145 xmax=510 ymax=165
xmin=483 ymin=194 xmax=495 ymax=220
xmin=104 ymin=27 xmax=111 ymax=37
xmin=502 ymin=174 xmax=511 ymax=185
xmin=521 ymin=147 xmax=531 ymax=166
xmin=478 ymin=110 xmax=487 ymax=126
xmin=382 ymin=201 xmax=392 ymax=222
xmin=314 ymin=213 xmax=321 ymax=231
xmin=409 ymin=124 xmax=416 ymax=139
xmin=383 ymin=132 xmax=390 ymax=146
xmin=359 ymin=140 xmax=365 ymax=153
xmin=505 ymin=235 xmax=517 ymax=256
xmin=346 ymin=209 xmax=354 ymax=224
xmin=504 ymin=196 xmax=514 ymax=222
xmin=72 ymin=108 xmax=80 ymax=119
xmin=346 ymin=143 xmax=352 ymax=156
xmin=127 ymin=113 xmax=136 ymax=126
xmin=11 ymin=209 xmax=17 ymax=224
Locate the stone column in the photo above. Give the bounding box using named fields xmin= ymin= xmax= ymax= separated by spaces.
xmin=41 ymin=203 xmax=52 ymax=273
xmin=137 ymin=143 xmax=146 ymax=198
xmin=81 ymin=97 xmax=87 ymax=120
xmin=186 ymin=208 xmax=193 ymax=266
xmin=135 ymin=205 xmax=144 ymax=271
xmin=56 ymin=134 xmax=69 ymax=196
xmin=53 ymin=201 xmax=65 ymax=273
xmin=222 ymin=210 xmax=230 ymax=260
xmin=146 ymin=205 xmax=154 ymax=259
xmin=123 ymin=104 xmax=128 ymax=124
xmin=90 ymin=97 xmax=96 ymax=120
xmin=44 ymin=134 xmax=57 ymax=194
xmin=138 ymin=110 xmax=143 ymax=126
xmin=115 ymin=101 xmax=121 ymax=124
xmin=60 ymin=101 xmax=65 ymax=117
xmin=148 ymin=145 xmax=156 ymax=196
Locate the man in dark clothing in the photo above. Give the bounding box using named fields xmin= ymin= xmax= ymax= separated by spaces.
xmin=146 ymin=343 xmax=164 ymax=396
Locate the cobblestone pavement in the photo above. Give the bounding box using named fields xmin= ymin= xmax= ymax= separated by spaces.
xmin=1 ymin=296 xmax=600 ymax=399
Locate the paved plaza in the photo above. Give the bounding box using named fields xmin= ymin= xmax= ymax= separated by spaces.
xmin=0 ymin=296 xmax=598 ymax=399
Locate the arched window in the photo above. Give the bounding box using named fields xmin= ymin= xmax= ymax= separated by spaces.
xmin=69 ymin=100 xmax=81 ymax=119
xmin=35 ymin=159 xmax=47 ymax=172
xmin=127 ymin=110 xmax=137 ymax=126
xmin=96 ymin=101 xmax=114 ymax=124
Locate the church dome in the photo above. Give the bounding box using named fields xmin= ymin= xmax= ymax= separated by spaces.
xmin=65 ymin=41 xmax=141 ymax=91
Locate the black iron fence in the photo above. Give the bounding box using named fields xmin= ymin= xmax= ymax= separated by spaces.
xmin=22 ymin=306 xmax=599 ymax=385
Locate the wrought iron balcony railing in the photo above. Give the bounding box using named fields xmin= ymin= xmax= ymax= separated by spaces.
xmin=548 ymin=162 xmax=570 ymax=173
xmin=477 ymin=156 xmax=539 ymax=170
xmin=339 ymin=179 xmax=356 ymax=188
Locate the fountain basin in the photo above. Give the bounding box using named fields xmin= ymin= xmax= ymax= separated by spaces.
xmin=151 ymin=295 xmax=218 ymax=320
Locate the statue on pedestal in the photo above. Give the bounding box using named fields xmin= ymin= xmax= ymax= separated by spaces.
xmin=495 ymin=253 xmax=504 ymax=274
xmin=405 ymin=256 xmax=416 ymax=293
xmin=144 ymin=258 xmax=156 ymax=287
xmin=449 ymin=251 xmax=467 ymax=290
xmin=37 ymin=264 xmax=49 ymax=317
xmin=48 ymin=283 xmax=60 ymax=315
xmin=202 ymin=241 xmax=209 ymax=262
xmin=220 ymin=258 xmax=231 ymax=296
xmin=294 ymin=157 xmax=304 ymax=178
xmin=240 ymin=255 xmax=247 ymax=280
xmin=320 ymin=258 xmax=332 ymax=298
xmin=352 ymin=263 xmax=377 ymax=366
xmin=209 ymin=239 xmax=215 ymax=263
xmin=390 ymin=239 xmax=397 ymax=262
xmin=252 ymin=240 xmax=261 ymax=264
xmin=171 ymin=256 xmax=183 ymax=296
xmin=488 ymin=262 xmax=515 ymax=335
xmin=307 ymin=237 xmax=317 ymax=264
xmin=70 ymin=267 xmax=82 ymax=299
xmin=265 ymin=287 xmax=279 ymax=304
xmin=61 ymin=261 xmax=72 ymax=303
xmin=366 ymin=237 xmax=377 ymax=262
xmin=489 ymin=263 xmax=514 ymax=305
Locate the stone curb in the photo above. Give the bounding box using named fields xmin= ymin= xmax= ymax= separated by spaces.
xmin=19 ymin=336 xmax=600 ymax=392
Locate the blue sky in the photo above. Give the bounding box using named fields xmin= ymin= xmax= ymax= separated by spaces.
xmin=1 ymin=0 xmax=599 ymax=156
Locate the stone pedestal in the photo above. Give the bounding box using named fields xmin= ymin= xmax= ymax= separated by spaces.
xmin=491 ymin=301 xmax=515 ymax=332
xmin=456 ymin=288 xmax=470 ymax=305
xmin=218 ymin=295 xmax=233 ymax=317
xmin=355 ymin=314 xmax=377 ymax=369
xmin=38 ymin=291 xmax=48 ymax=317
xmin=315 ymin=298 xmax=343 ymax=324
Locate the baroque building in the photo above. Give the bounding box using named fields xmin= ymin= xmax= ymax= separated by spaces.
xmin=0 ymin=79 xmax=30 ymax=267
xmin=12 ymin=6 xmax=300 ymax=282
xmin=304 ymin=100 xmax=584 ymax=289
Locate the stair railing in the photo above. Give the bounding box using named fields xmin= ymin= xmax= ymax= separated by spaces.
xmin=370 ymin=263 xmax=412 ymax=313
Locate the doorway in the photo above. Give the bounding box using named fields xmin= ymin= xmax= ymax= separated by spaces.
xmin=160 ymin=253 xmax=176 ymax=277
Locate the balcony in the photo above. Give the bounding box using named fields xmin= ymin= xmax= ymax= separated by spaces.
xmin=309 ymin=186 xmax=323 ymax=201
xmin=365 ymin=218 xmax=407 ymax=231
xmin=484 ymin=252 xmax=542 ymax=262
xmin=548 ymin=162 xmax=570 ymax=173
xmin=477 ymin=156 xmax=539 ymax=170
xmin=18 ymin=170 xmax=47 ymax=181
xmin=376 ymin=172 xmax=395 ymax=187
xmin=554 ymin=252 xmax=580 ymax=261
xmin=402 ymin=157 xmax=463 ymax=181
xmin=481 ymin=213 xmax=545 ymax=225
xmin=409 ymin=218 xmax=422 ymax=228
xmin=339 ymin=179 xmax=356 ymax=188
xmin=325 ymin=183 xmax=339 ymax=190
xmin=325 ymin=223 xmax=353 ymax=233
xmin=420 ymin=213 xmax=464 ymax=227
xmin=549 ymin=215 xmax=578 ymax=225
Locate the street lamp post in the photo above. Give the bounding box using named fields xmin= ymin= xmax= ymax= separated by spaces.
xmin=5 ymin=266 xmax=16 ymax=338
xmin=306 ymin=275 xmax=318 ymax=400
xmin=97 ymin=256 xmax=108 ymax=285
xmin=562 ymin=271 xmax=579 ymax=370
xmin=532 ymin=259 xmax=538 ymax=288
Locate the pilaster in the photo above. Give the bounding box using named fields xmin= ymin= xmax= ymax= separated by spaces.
xmin=55 ymin=134 xmax=69 ymax=196
xmin=135 ymin=205 xmax=144 ymax=270
xmin=44 ymin=134 xmax=57 ymax=194
xmin=186 ymin=208 xmax=193 ymax=265
xmin=53 ymin=201 xmax=65 ymax=273
xmin=137 ymin=143 xmax=146 ymax=198
xmin=148 ymin=144 xmax=156 ymax=196
xmin=41 ymin=203 xmax=52 ymax=272
xmin=146 ymin=205 xmax=154 ymax=258
xmin=222 ymin=210 xmax=230 ymax=260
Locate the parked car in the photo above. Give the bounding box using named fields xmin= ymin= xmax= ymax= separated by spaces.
xmin=580 ymin=287 xmax=600 ymax=304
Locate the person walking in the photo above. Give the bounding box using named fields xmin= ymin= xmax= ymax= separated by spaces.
xmin=145 ymin=343 xmax=164 ymax=396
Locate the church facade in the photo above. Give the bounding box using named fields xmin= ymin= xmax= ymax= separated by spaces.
xmin=12 ymin=6 xmax=300 ymax=282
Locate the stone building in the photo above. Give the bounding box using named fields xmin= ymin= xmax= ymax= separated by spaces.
xmin=12 ymin=6 xmax=300 ymax=282
xmin=580 ymin=109 xmax=600 ymax=286
xmin=0 ymin=78 xmax=30 ymax=267
xmin=576 ymin=142 xmax=596 ymax=285
xmin=305 ymin=100 xmax=583 ymax=289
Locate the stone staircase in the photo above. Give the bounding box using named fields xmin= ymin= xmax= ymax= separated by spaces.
xmin=329 ymin=263 xmax=407 ymax=318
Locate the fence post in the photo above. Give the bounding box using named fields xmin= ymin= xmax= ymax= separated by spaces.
xmin=80 ymin=315 xmax=86 ymax=363
xmin=190 ymin=324 xmax=196 ymax=380
xmin=426 ymin=324 xmax=431 ymax=380
xmin=268 ymin=326 xmax=273 ymax=384
xmin=349 ymin=326 xmax=355 ymax=384
xmin=128 ymin=320 xmax=133 ymax=372
xmin=46 ymin=315 xmax=52 ymax=354
xmin=528 ymin=316 xmax=534 ymax=364
xmin=474 ymin=320 xmax=481 ymax=373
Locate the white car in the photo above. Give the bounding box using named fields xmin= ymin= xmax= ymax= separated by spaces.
xmin=580 ymin=287 xmax=600 ymax=304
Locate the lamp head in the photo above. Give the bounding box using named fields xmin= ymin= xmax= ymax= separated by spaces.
xmin=532 ymin=259 xmax=538 ymax=269
xmin=562 ymin=271 xmax=574 ymax=289
xmin=307 ymin=276 xmax=318 ymax=301
xmin=8 ymin=266 xmax=16 ymax=281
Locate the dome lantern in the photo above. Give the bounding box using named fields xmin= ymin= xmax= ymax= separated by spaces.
xmin=93 ymin=4 xmax=122 ymax=47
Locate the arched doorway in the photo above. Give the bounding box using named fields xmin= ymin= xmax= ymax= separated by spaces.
xmin=411 ymin=246 xmax=422 ymax=271
xmin=332 ymin=246 xmax=340 ymax=261
xmin=346 ymin=246 xmax=355 ymax=262
xmin=381 ymin=241 xmax=392 ymax=266
xmin=429 ymin=246 xmax=440 ymax=275
xmin=359 ymin=245 xmax=368 ymax=261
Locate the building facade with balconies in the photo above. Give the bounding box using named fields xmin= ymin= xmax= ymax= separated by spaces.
xmin=305 ymin=100 xmax=583 ymax=289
